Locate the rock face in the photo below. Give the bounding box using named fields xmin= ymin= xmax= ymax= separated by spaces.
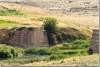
xmin=0 ymin=27 xmax=48 ymax=48
xmin=89 ymin=29 xmax=99 ymax=53
xmin=0 ymin=29 xmax=10 ymax=43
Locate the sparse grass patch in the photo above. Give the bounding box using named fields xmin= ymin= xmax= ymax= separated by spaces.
xmin=0 ymin=20 xmax=30 ymax=29
xmin=0 ymin=9 xmax=25 ymax=16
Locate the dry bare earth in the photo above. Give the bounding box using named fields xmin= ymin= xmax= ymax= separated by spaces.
xmin=56 ymin=15 xmax=99 ymax=29
xmin=0 ymin=2 xmax=99 ymax=29
xmin=21 ymin=54 xmax=98 ymax=66
xmin=0 ymin=2 xmax=47 ymax=15
xmin=0 ymin=2 xmax=47 ymax=27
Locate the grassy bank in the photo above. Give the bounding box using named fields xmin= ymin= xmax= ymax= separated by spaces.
xmin=0 ymin=40 xmax=98 ymax=65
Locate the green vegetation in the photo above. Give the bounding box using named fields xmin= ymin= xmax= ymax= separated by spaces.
xmin=42 ymin=17 xmax=88 ymax=46
xmin=0 ymin=9 xmax=25 ymax=16
xmin=0 ymin=17 xmax=95 ymax=65
xmin=0 ymin=20 xmax=30 ymax=29
xmin=58 ymin=28 xmax=88 ymax=42
xmin=25 ymin=47 xmax=88 ymax=56
xmin=43 ymin=17 xmax=58 ymax=34
xmin=0 ymin=1 xmax=98 ymax=66
xmin=43 ymin=17 xmax=58 ymax=45
xmin=0 ymin=54 xmax=98 ymax=65
xmin=0 ymin=39 xmax=98 ymax=65
xmin=59 ymin=40 xmax=91 ymax=49
xmin=0 ymin=45 xmax=23 ymax=59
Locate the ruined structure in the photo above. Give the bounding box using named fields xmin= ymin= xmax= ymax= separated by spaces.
xmin=89 ymin=28 xmax=99 ymax=53
xmin=0 ymin=27 xmax=48 ymax=48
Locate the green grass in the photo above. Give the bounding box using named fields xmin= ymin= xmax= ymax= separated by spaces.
xmin=0 ymin=20 xmax=31 ymax=29
xmin=0 ymin=40 xmax=98 ymax=65
xmin=0 ymin=9 xmax=25 ymax=16
xmin=0 ymin=54 xmax=98 ymax=65
xmin=59 ymin=40 xmax=91 ymax=49
xmin=0 ymin=55 xmax=50 ymax=64
xmin=0 ymin=44 xmax=24 ymax=59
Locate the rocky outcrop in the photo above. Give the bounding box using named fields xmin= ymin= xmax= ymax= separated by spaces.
xmin=89 ymin=29 xmax=99 ymax=53
xmin=0 ymin=27 xmax=48 ymax=48
xmin=0 ymin=29 xmax=10 ymax=43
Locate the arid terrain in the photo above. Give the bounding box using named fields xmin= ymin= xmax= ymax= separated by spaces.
xmin=0 ymin=0 xmax=99 ymax=28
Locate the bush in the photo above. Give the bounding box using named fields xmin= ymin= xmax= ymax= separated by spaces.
xmin=43 ymin=17 xmax=58 ymax=45
xmin=62 ymin=40 xmax=90 ymax=49
xmin=59 ymin=27 xmax=88 ymax=43
xmin=71 ymin=40 xmax=90 ymax=49
xmin=25 ymin=48 xmax=51 ymax=55
xmin=49 ymin=54 xmax=65 ymax=60
xmin=34 ymin=48 xmax=51 ymax=55
xmin=0 ymin=45 xmax=24 ymax=59
xmin=42 ymin=17 xmax=88 ymax=45
xmin=56 ymin=33 xmax=63 ymax=43
xmin=25 ymin=47 xmax=62 ymax=56
xmin=0 ymin=50 xmax=13 ymax=59
xmin=80 ymin=50 xmax=88 ymax=55
xmin=43 ymin=17 xmax=58 ymax=34
xmin=24 ymin=47 xmax=87 ymax=57
xmin=48 ymin=34 xmax=58 ymax=45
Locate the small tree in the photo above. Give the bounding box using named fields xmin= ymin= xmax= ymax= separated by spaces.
xmin=43 ymin=17 xmax=58 ymax=34
xmin=43 ymin=17 xmax=58 ymax=46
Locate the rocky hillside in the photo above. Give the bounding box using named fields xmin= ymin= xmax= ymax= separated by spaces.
xmin=0 ymin=0 xmax=98 ymax=29
xmin=0 ymin=0 xmax=98 ymax=15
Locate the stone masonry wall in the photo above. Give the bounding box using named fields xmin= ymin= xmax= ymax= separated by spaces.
xmin=0 ymin=27 xmax=49 ymax=48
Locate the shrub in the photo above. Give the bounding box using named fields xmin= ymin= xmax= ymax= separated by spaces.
xmin=59 ymin=27 xmax=88 ymax=43
xmin=25 ymin=48 xmax=51 ymax=55
xmin=56 ymin=33 xmax=63 ymax=43
xmin=35 ymin=48 xmax=51 ymax=55
xmin=42 ymin=17 xmax=88 ymax=45
xmin=48 ymin=34 xmax=58 ymax=45
xmin=0 ymin=45 xmax=24 ymax=59
xmin=80 ymin=50 xmax=88 ymax=55
xmin=62 ymin=40 xmax=90 ymax=49
xmin=63 ymin=43 xmax=72 ymax=49
xmin=24 ymin=48 xmax=37 ymax=55
xmin=67 ymin=51 xmax=78 ymax=55
xmin=49 ymin=54 xmax=65 ymax=60
xmin=43 ymin=17 xmax=58 ymax=34
xmin=43 ymin=17 xmax=58 ymax=45
xmin=71 ymin=40 xmax=90 ymax=49
xmin=0 ymin=50 xmax=13 ymax=59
